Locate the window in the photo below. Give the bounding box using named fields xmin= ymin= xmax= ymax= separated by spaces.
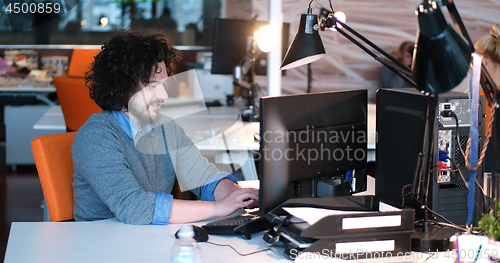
xmin=0 ymin=0 xmax=208 ymax=45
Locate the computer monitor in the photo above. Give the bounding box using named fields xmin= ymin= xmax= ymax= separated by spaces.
xmin=258 ymin=90 xmax=368 ymax=214
xmin=375 ymin=88 xmax=430 ymax=209
xmin=211 ymin=18 xmax=290 ymax=75
xmin=375 ymin=88 xmax=485 ymax=224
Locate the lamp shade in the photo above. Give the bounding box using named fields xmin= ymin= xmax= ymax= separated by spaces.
xmin=281 ymin=13 xmax=326 ymax=70
xmin=412 ymin=1 xmax=471 ymax=94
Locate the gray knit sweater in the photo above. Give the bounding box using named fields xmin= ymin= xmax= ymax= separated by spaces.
xmin=72 ymin=111 xmax=220 ymax=224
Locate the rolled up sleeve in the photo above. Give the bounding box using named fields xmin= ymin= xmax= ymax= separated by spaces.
xmin=200 ymin=172 xmax=237 ymax=202
xmin=151 ymin=192 xmax=174 ymax=225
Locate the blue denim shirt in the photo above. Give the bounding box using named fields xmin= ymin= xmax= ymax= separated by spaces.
xmin=112 ymin=110 xmax=236 ymax=224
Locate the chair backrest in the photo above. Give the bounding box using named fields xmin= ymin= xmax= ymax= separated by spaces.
xmin=67 ymin=48 xmax=100 ymax=78
xmin=32 ymin=132 xmax=76 ymax=222
xmin=53 ymin=76 xmax=102 ymax=131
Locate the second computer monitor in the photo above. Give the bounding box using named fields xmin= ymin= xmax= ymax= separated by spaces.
xmin=258 ymin=90 xmax=368 ymax=214
xmin=211 ymin=18 xmax=290 ymax=75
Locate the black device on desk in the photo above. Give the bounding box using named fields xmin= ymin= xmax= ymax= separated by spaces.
xmin=258 ymin=89 xmax=368 ymax=214
xmin=202 ymin=213 xmax=270 ymax=240
xmin=211 ymin=18 xmax=290 ymax=122
xmin=256 ymin=90 xmax=375 ymax=258
xmin=211 ymin=18 xmax=289 ymax=76
xmin=175 ymin=225 xmax=209 ymax=242
xmin=262 ymin=196 xmax=414 ymax=259
xmin=202 ymin=90 xmax=368 ymax=241
xmin=375 ymin=88 xmax=485 ymax=225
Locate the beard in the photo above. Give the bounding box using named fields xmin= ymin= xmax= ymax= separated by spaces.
xmin=127 ymin=99 xmax=164 ymax=126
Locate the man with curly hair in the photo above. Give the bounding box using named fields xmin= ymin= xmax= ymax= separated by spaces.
xmin=72 ymin=29 xmax=258 ymax=225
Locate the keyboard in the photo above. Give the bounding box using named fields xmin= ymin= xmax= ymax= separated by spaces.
xmin=202 ymin=213 xmax=271 ymax=239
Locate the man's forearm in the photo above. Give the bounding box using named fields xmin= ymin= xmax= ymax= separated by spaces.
xmin=213 ymin=178 xmax=241 ymax=201
xmin=169 ymin=199 xmax=217 ymax=224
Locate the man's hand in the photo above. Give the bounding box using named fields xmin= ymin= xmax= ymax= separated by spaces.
xmin=169 ymin=179 xmax=259 ymax=223
xmin=213 ymin=187 xmax=259 ymax=217
xmin=213 ymin=178 xmax=241 ymax=200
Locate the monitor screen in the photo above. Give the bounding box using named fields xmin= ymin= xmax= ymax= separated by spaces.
xmin=258 ymin=90 xmax=368 ymax=214
xmin=211 ymin=18 xmax=290 ymax=75
xmin=375 ymin=88 xmax=430 ymax=207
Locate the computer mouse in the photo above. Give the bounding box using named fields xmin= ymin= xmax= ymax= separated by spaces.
xmin=175 ymin=225 xmax=209 ymax=242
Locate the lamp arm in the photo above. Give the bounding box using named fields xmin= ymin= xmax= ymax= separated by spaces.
xmin=335 ymin=20 xmax=411 ymax=72
xmin=333 ymin=20 xmax=419 ymax=89
xmin=443 ymin=0 xmax=474 ymax=52
xmin=444 ymin=0 xmax=498 ymax=105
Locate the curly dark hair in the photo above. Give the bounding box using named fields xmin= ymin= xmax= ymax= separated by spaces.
xmin=86 ymin=29 xmax=182 ymax=111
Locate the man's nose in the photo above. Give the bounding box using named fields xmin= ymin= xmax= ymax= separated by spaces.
xmin=156 ymin=85 xmax=169 ymax=100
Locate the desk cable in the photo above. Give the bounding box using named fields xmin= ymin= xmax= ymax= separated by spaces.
xmin=205 ymin=241 xmax=271 ymax=256
xmin=442 ymin=111 xmax=488 ymax=217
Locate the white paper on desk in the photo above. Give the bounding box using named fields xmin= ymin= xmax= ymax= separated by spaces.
xmin=379 ymin=202 xmax=401 ymax=212
xmin=282 ymin=207 xmax=365 ymax=226
xmin=283 ymin=202 xmax=402 ymax=229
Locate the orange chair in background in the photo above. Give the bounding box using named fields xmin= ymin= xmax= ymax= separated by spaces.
xmin=53 ymin=76 xmax=102 ymax=131
xmin=53 ymin=48 xmax=102 ymax=131
xmin=32 ymin=132 xmax=76 ymax=222
xmin=67 ymin=48 xmax=100 ymax=78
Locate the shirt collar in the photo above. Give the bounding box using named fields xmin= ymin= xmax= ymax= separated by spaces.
xmin=112 ymin=110 xmax=156 ymax=139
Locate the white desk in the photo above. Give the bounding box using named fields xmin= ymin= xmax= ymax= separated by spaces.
xmin=32 ymin=102 xmax=376 ymax=180
xmin=0 ymin=84 xmax=58 ymax=169
xmin=32 ymin=98 xmax=207 ymax=131
xmin=4 ymin=218 xmax=282 ymax=263
xmin=33 ymin=103 xmax=376 ymax=155
xmin=32 ymin=105 xmax=66 ymax=130
xmin=4 ymin=218 xmax=455 ymax=263
xmin=0 ymin=86 xmax=55 ymax=93
xmin=33 ymin=104 xmax=260 ymax=180
xmin=0 ymin=85 xmax=56 ymax=105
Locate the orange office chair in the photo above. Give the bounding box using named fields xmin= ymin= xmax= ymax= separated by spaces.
xmin=32 ymin=132 xmax=76 ymax=222
xmin=53 ymin=76 xmax=102 ymax=131
xmin=67 ymin=48 xmax=100 ymax=78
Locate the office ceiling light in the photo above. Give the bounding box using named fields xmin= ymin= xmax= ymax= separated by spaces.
xmin=280 ymin=8 xmax=326 ymax=70
xmin=99 ymin=16 xmax=109 ymax=27
xmin=412 ymin=0 xmax=471 ymax=94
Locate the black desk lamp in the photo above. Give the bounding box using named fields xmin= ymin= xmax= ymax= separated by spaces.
xmin=280 ymin=0 xmax=498 ymax=252
xmin=232 ymin=16 xmax=259 ymax=122
xmin=233 ymin=16 xmax=278 ymax=122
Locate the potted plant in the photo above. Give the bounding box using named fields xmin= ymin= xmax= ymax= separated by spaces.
xmin=476 ymin=199 xmax=500 ymax=241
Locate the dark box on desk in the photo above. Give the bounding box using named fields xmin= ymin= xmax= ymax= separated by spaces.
xmin=266 ymin=195 xmax=414 ymax=259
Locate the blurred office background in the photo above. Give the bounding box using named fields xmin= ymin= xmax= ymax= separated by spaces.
xmin=1 ymin=0 xmax=498 ymax=100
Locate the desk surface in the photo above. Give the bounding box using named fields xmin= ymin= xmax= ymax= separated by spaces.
xmin=0 ymin=79 xmax=56 ymax=104
xmin=0 ymin=77 xmax=55 ymax=92
xmin=33 ymin=103 xmax=376 ymax=150
xmin=5 ymin=218 xmax=455 ymax=263
xmin=32 ymin=106 xmax=65 ymax=130
xmin=0 ymin=86 xmax=55 ymax=92
xmin=4 ymin=218 xmax=282 ymax=263
xmin=33 ymin=104 xmax=260 ymax=151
